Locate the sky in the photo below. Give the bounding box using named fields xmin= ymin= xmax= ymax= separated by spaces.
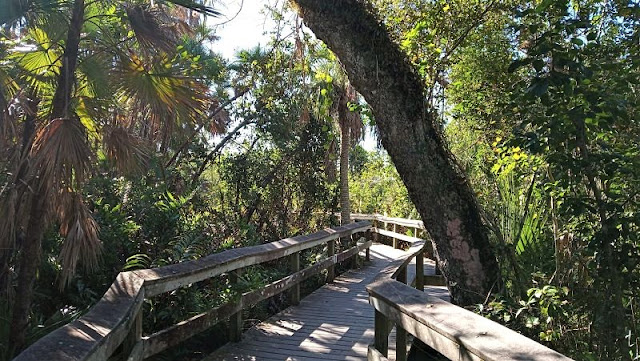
xmin=207 ymin=1 xmax=379 ymax=150
xmin=208 ymin=1 xmax=275 ymax=61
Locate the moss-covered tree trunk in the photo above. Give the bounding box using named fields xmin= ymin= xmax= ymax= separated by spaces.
xmin=339 ymin=118 xmax=351 ymax=226
xmin=291 ymin=0 xmax=500 ymax=305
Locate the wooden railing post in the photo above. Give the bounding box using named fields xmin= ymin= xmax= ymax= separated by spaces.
xmin=365 ymin=230 xmax=372 ymax=262
xmin=122 ymin=310 xmax=142 ymax=361
xmin=374 ymin=309 xmax=389 ymax=357
xmin=289 ymin=252 xmax=300 ymax=306
xmin=327 ymin=239 xmax=335 ymax=283
xmin=395 ymin=265 xmax=409 ymax=361
xmin=416 ymin=249 xmax=424 ymax=291
xmin=392 ymin=223 xmax=398 ymax=249
xmin=229 ymin=269 xmax=243 ymax=342
xmin=373 ymin=220 xmax=380 ymax=244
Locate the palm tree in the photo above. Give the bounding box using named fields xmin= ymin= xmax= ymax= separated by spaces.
xmin=0 ymin=0 xmax=220 ymax=355
xmin=335 ymin=83 xmax=362 ymax=226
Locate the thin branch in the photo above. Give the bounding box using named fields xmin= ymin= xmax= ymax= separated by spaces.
xmin=189 ymin=117 xmax=254 ymax=186
xmin=165 ymin=88 xmax=249 ymax=168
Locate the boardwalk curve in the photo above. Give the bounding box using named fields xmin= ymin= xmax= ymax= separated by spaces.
xmin=206 ymin=243 xmax=445 ymax=361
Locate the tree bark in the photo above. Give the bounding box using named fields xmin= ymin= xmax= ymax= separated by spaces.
xmin=7 ymin=195 xmax=46 ymax=356
xmin=339 ymin=122 xmax=351 ymax=225
xmin=8 ymin=0 xmax=85 ymax=355
xmin=291 ymin=0 xmax=500 ymax=305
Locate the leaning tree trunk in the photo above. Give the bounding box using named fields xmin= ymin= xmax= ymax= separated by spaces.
xmin=339 ymin=123 xmax=351 ymax=226
xmin=291 ymin=0 xmax=500 ymax=305
xmin=8 ymin=0 xmax=85 ymax=355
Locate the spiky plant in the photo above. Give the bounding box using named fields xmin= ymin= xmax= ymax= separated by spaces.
xmin=0 ymin=0 xmax=222 ymax=355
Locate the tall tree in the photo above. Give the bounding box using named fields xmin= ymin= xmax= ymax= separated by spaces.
xmin=337 ymin=84 xmax=362 ymax=226
xmin=290 ymin=0 xmax=501 ymax=305
xmin=0 ymin=0 xmax=219 ymax=355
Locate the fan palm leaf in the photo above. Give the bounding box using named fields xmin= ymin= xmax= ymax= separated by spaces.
xmin=103 ymin=126 xmax=150 ymax=175
xmin=31 ymin=118 xmax=92 ymax=191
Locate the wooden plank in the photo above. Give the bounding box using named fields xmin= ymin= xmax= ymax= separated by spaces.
xmin=14 ymin=273 xmax=145 ymax=361
xmin=396 ymin=325 xmax=407 ymax=361
xmin=15 ymin=220 xmax=385 ymax=361
xmin=374 ymin=310 xmax=389 ymax=357
xmin=289 ymin=252 xmax=300 ymax=305
xmin=122 ymin=310 xmax=142 ymax=359
xmin=415 ymin=250 xmax=424 ymax=291
xmin=143 ymin=240 xmax=374 ymax=357
xmin=327 ymin=239 xmax=335 ymax=282
xmin=208 ymin=243 xmax=408 ymax=361
xmin=138 ymin=221 xmax=371 ymax=297
xmin=229 ymin=270 xmax=243 ymax=342
xmin=368 ymin=344 xmax=390 ymax=361
xmin=142 ymin=301 xmax=242 ymax=358
xmin=351 ymin=214 xmax=425 ymax=230
xmin=372 ymin=227 xmax=423 ymax=244
xmin=368 ymin=279 xmax=573 ymax=361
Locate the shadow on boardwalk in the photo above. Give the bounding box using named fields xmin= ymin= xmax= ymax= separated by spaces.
xmin=205 ymin=243 xmax=447 ymax=361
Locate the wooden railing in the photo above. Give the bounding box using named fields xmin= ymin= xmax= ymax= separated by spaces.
xmin=364 ymin=217 xmax=574 ymax=361
xmin=15 ymin=214 xmax=574 ymax=361
xmin=14 ymin=221 xmax=372 ymax=361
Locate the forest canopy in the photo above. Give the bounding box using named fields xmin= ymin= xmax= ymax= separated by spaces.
xmin=0 ymin=0 xmax=638 ymax=360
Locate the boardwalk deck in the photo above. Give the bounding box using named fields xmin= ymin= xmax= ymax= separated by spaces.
xmin=206 ymin=243 xmax=448 ymax=361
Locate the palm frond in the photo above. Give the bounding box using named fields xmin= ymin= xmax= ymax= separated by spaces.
xmin=113 ymin=52 xmax=210 ymax=143
xmin=337 ymin=84 xmax=363 ymax=144
xmin=126 ymin=4 xmax=186 ymax=54
xmin=160 ymin=0 xmax=220 ymax=17
xmin=103 ymin=126 xmax=150 ymax=175
xmin=31 ymin=118 xmax=93 ymax=190
xmin=0 ymin=188 xmax=19 ymax=254
xmin=57 ymin=191 xmax=101 ymax=288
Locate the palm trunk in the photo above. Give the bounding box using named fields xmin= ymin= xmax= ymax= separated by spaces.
xmin=8 ymin=0 xmax=85 ymax=354
xmin=339 ymin=124 xmax=351 ymax=226
xmin=7 ymin=195 xmax=46 ymax=356
xmin=50 ymin=0 xmax=84 ymax=120
xmin=291 ymin=0 xmax=500 ymax=305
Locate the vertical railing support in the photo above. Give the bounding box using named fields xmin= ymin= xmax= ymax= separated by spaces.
xmin=416 ymin=249 xmax=424 ymax=291
xmin=373 ymin=220 xmax=380 ymax=244
xmin=122 ymin=310 xmax=142 ymax=360
xmin=289 ymin=252 xmax=300 ymax=306
xmin=396 ymin=266 xmax=408 ymax=361
xmin=396 ymin=324 xmax=408 ymax=361
xmin=327 ymin=239 xmax=335 ymax=283
xmin=392 ymin=223 xmax=398 ymax=249
xmin=229 ymin=269 xmax=243 ymax=342
xmin=365 ymin=230 xmax=371 ymax=262
xmin=374 ymin=310 xmax=389 ymax=357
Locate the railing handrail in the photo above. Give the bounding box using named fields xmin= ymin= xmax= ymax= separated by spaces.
xmin=15 ymin=221 xmax=371 ymax=361
xmin=365 ymin=226 xmax=574 ymax=361
xmin=350 ymin=213 xmax=425 ymax=230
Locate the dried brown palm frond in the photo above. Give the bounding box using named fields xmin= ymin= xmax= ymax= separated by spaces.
xmin=126 ymin=4 xmax=186 ymax=54
xmin=299 ymin=107 xmax=310 ymax=125
xmin=0 ymin=188 xmax=19 ymax=255
xmin=208 ymin=98 xmax=230 ymax=134
xmin=103 ymin=126 xmax=150 ymax=176
xmin=57 ymin=191 xmax=101 ymax=288
xmin=31 ymin=118 xmax=93 ymax=190
xmin=338 ymin=84 xmax=363 ymax=145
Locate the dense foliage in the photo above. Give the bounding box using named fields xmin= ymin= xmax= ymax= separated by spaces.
xmin=0 ymin=0 xmax=638 ymax=360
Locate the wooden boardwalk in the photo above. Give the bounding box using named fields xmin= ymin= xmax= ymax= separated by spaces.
xmin=206 ymin=243 xmax=448 ymax=361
